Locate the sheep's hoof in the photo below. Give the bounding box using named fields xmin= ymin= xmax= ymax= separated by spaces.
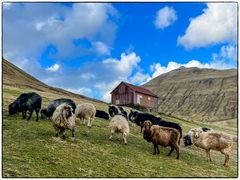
xmin=62 ymin=135 xmax=66 ymax=140
xmin=55 ymin=134 xmax=58 ymax=137
xmin=124 ymin=142 xmax=127 ymax=145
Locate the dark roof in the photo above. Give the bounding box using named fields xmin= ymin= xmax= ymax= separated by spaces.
xmin=111 ymin=81 xmax=158 ymax=98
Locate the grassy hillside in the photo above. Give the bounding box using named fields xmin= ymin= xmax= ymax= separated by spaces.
xmin=3 ymin=85 xmax=237 ymax=177
xmin=143 ymin=67 xmax=237 ymax=122
xmin=2 ymin=59 xmax=237 ymax=177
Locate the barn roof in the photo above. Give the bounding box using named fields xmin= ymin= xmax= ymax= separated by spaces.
xmin=111 ymin=81 xmax=158 ymax=98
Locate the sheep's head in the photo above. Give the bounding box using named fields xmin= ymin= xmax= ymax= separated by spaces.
xmin=40 ymin=109 xmax=49 ymax=119
xmin=9 ymin=102 xmax=18 ymax=115
xmin=63 ymin=105 xmax=72 ymax=119
xmin=128 ymin=110 xmax=138 ymax=123
xmin=143 ymin=121 xmax=153 ymax=142
xmin=108 ymin=105 xmax=118 ymax=117
xmin=191 ymin=128 xmax=203 ymax=139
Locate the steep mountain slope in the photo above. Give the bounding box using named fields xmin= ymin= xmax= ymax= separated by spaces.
xmin=3 ymin=58 xmax=105 ymax=104
xmin=142 ymin=67 xmax=237 ymax=122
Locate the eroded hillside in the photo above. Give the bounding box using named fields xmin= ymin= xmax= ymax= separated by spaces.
xmin=143 ymin=67 xmax=237 ymax=122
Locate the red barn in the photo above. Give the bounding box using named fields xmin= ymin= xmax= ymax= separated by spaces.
xmin=110 ymin=81 xmax=158 ymax=111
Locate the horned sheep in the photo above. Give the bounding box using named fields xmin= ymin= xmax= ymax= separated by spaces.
xmin=52 ymin=103 xmax=76 ymax=139
xmin=75 ymin=103 xmax=96 ymax=128
xmin=108 ymin=115 xmax=130 ymax=145
xmin=143 ymin=120 xmax=180 ymax=159
xmin=184 ymin=128 xmax=233 ymax=166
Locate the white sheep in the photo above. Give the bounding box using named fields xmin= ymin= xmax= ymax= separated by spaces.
xmin=75 ymin=103 xmax=96 ymax=128
xmin=52 ymin=103 xmax=76 ymax=139
xmin=185 ymin=127 xmax=233 ymax=166
xmin=108 ymin=115 xmax=129 ymax=145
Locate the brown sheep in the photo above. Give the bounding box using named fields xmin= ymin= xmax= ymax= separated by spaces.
xmin=185 ymin=128 xmax=233 ymax=166
xmin=143 ymin=120 xmax=180 ymax=159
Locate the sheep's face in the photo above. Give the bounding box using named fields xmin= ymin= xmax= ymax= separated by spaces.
xmin=40 ymin=109 xmax=49 ymax=119
xmin=191 ymin=128 xmax=203 ymax=139
xmin=128 ymin=110 xmax=138 ymax=122
xmin=63 ymin=106 xmax=72 ymax=119
xmin=143 ymin=120 xmax=152 ymax=129
xmin=9 ymin=102 xmax=17 ymax=115
xmin=108 ymin=106 xmax=118 ymax=117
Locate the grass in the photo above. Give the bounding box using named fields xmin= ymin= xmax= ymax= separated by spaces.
xmin=2 ymin=85 xmax=238 ymax=178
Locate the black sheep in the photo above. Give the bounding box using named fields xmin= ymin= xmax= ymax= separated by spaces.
xmin=108 ymin=105 xmax=128 ymax=119
xmin=95 ymin=110 xmax=109 ymax=120
xmin=40 ymin=98 xmax=76 ymax=119
xmin=9 ymin=92 xmax=42 ymax=121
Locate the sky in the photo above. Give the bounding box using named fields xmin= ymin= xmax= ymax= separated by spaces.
xmin=3 ymin=2 xmax=237 ymax=102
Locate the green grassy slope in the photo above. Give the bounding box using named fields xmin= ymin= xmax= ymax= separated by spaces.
xmin=3 ymin=86 xmax=237 ymax=178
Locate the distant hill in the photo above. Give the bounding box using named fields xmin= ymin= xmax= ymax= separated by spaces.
xmin=142 ymin=67 xmax=237 ymax=122
xmin=2 ymin=58 xmax=104 ymax=104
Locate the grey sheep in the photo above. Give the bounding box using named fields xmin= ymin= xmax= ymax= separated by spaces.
xmin=108 ymin=115 xmax=129 ymax=145
xmin=75 ymin=103 xmax=96 ymax=128
xmin=185 ymin=127 xmax=233 ymax=166
xmin=52 ymin=103 xmax=76 ymax=139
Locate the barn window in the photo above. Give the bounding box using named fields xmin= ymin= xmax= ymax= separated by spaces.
xmin=148 ymin=97 xmax=151 ymax=101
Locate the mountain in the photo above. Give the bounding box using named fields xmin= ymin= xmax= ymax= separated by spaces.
xmin=142 ymin=67 xmax=237 ymax=122
xmin=3 ymin=58 xmax=104 ymax=104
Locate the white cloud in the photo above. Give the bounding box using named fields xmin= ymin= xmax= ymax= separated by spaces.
xmin=212 ymin=44 xmax=237 ymax=63
xmin=150 ymin=58 xmax=236 ymax=79
xmin=80 ymin=73 xmax=96 ymax=80
xmin=129 ymin=72 xmax=150 ymax=85
xmin=66 ymin=87 xmax=93 ymax=98
xmin=92 ymin=41 xmax=111 ymax=56
xmin=3 ymin=3 xmax=118 ymax=61
xmin=178 ymin=3 xmax=237 ymax=49
xmin=95 ymin=81 xmax=120 ymax=102
xmin=154 ymin=6 xmax=177 ymax=29
xmin=103 ymin=52 xmax=140 ymax=76
xmin=46 ymin=64 xmax=60 ymax=72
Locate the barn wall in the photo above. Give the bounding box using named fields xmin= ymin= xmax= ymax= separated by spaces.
xmin=111 ymin=83 xmax=134 ymax=105
xmin=135 ymin=92 xmax=157 ymax=108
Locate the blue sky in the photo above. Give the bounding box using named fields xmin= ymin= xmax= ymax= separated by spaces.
xmin=3 ymin=2 xmax=237 ymax=102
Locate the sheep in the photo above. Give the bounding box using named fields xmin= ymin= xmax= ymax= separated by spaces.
xmin=129 ymin=110 xmax=182 ymax=144
xmin=108 ymin=105 xmax=128 ymax=119
xmin=108 ymin=115 xmax=130 ymax=145
xmin=9 ymin=92 xmax=42 ymax=121
xmin=41 ymin=98 xmax=76 ymax=119
xmin=52 ymin=103 xmax=76 ymax=139
xmin=184 ymin=128 xmax=233 ymax=166
xmin=75 ymin=103 xmax=96 ymax=128
xmin=183 ymin=127 xmax=212 ymax=146
xmin=143 ymin=120 xmax=180 ymax=159
xmin=95 ymin=109 xmax=109 ymax=120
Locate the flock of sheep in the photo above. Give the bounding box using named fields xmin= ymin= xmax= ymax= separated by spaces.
xmin=8 ymin=92 xmax=234 ymax=167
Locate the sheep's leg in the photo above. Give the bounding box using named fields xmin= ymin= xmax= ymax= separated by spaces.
xmin=156 ymin=145 xmax=160 ymax=154
xmin=140 ymin=127 xmax=143 ymax=133
xmin=55 ymin=130 xmax=59 ymax=137
xmin=153 ymin=144 xmax=158 ymax=155
xmin=87 ymin=117 xmax=91 ymax=128
xmin=35 ymin=109 xmax=39 ymax=121
xmin=175 ymin=146 xmax=180 ymax=159
xmin=221 ymin=149 xmax=230 ymax=166
xmin=205 ymin=149 xmax=212 ymax=161
xmin=62 ymin=130 xmax=66 ymax=139
xmin=123 ymin=132 xmax=127 ymax=145
xmin=71 ymin=129 xmax=75 ymax=137
xmin=22 ymin=111 xmax=26 ymax=119
xmin=167 ymin=147 xmax=174 ymax=156
xmin=109 ymin=130 xmax=114 ymax=141
xmin=27 ymin=110 xmax=33 ymax=120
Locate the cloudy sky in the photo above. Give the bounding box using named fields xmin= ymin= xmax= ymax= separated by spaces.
xmin=3 ymin=2 xmax=237 ymax=102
